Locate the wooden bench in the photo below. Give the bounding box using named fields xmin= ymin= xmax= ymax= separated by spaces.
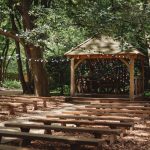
xmin=46 ymin=114 xmax=140 ymax=123
xmin=0 ymin=96 xmax=46 ymax=108
xmin=5 ymin=123 xmax=123 ymax=143
xmin=85 ymin=105 xmax=150 ymax=110
xmin=29 ymin=118 xmax=134 ymax=130
xmin=0 ymin=102 xmax=24 ymax=115
xmin=0 ymin=130 xmax=104 ymax=150
xmin=62 ymin=110 xmax=148 ymax=118
xmin=10 ymin=97 xmax=47 ymax=108
xmin=0 ymin=144 xmax=35 ymax=150
xmin=68 ymin=97 xmax=150 ymax=103
xmin=0 ymin=99 xmax=38 ymax=111
xmin=71 ymin=100 xmax=150 ymax=105
xmin=76 ymin=108 xmax=150 ymax=115
xmin=85 ymin=102 xmax=150 ymax=106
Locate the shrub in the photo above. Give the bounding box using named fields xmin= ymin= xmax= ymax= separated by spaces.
xmin=2 ymin=80 xmax=21 ymax=89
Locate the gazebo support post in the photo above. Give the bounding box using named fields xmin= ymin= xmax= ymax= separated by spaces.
xmin=129 ymin=57 xmax=135 ymax=101
xmin=70 ymin=58 xmax=75 ymax=96
xmin=141 ymin=59 xmax=144 ymax=94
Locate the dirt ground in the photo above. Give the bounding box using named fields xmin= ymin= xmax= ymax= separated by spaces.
xmin=0 ymin=90 xmax=150 ymax=150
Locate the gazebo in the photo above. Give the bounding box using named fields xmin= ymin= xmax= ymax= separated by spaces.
xmin=65 ymin=36 xmax=145 ymax=100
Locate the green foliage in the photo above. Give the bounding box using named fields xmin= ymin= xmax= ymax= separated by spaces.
xmin=20 ymin=4 xmax=87 ymax=56
xmin=144 ymin=91 xmax=150 ymax=97
xmin=46 ymin=56 xmax=70 ymax=95
xmin=67 ymin=0 xmax=150 ymax=55
xmin=2 ymin=79 xmax=21 ymax=89
xmin=51 ymin=85 xmax=70 ymax=96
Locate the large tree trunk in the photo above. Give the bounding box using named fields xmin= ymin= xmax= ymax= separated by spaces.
xmin=20 ymin=0 xmax=49 ymax=96
xmin=29 ymin=46 xmax=49 ymax=96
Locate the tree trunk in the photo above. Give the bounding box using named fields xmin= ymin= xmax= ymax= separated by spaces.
xmin=29 ymin=46 xmax=49 ymax=96
xmin=9 ymin=5 xmax=33 ymax=94
xmin=18 ymin=0 xmax=49 ymax=96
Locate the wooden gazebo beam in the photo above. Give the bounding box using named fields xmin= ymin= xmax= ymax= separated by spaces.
xmin=70 ymin=58 xmax=85 ymax=96
xmin=141 ymin=58 xmax=145 ymax=93
xmin=70 ymin=58 xmax=75 ymax=96
xmin=129 ymin=57 xmax=135 ymax=100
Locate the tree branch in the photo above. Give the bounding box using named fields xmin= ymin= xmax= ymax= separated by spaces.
xmin=0 ymin=28 xmax=24 ymax=46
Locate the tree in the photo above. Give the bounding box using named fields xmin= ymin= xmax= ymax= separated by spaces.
xmin=67 ymin=0 xmax=150 ymax=56
xmin=0 ymin=0 xmax=49 ymax=96
xmin=0 ymin=0 xmax=86 ymax=96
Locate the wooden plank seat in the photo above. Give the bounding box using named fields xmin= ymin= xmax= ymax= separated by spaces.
xmin=10 ymin=97 xmax=47 ymax=108
xmin=0 ymin=130 xmax=104 ymax=150
xmin=75 ymin=108 xmax=150 ymax=115
xmin=71 ymin=100 xmax=150 ymax=105
xmin=0 ymin=144 xmax=35 ymax=150
xmin=0 ymin=96 xmax=46 ymax=108
xmin=46 ymin=114 xmax=140 ymax=123
xmin=0 ymin=102 xmax=24 ymax=115
xmin=28 ymin=118 xmax=134 ymax=130
xmin=5 ymin=123 xmax=123 ymax=143
xmin=68 ymin=97 xmax=150 ymax=103
xmin=85 ymin=105 xmax=150 ymax=110
xmin=0 ymin=99 xmax=38 ymax=110
xmin=85 ymin=102 xmax=150 ymax=106
xmin=62 ymin=111 xmax=149 ymax=118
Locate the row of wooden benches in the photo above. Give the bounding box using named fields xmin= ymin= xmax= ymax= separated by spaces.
xmin=63 ymin=101 xmax=150 ymax=119
xmin=0 ymin=98 xmax=48 ymax=115
xmin=0 ymin=95 xmax=53 ymax=107
xmin=0 ymin=98 xmax=149 ymax=149
xmin=0 ymin=108 xmax=137 ymax=150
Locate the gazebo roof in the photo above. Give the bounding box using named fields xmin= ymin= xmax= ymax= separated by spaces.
xmin=65 ymin=36 xmax=145 ymax=58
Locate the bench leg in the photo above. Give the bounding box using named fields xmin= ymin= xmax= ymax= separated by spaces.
xmin=70 ymin=144 xmax=80 ymax=150
xmin=22 ymin=104 xmax=27 ymax=113
xmin=61 ymin=123 xmax=66 ymax=126
xmin=21 ymin=138 xmax=31 ymax=146
xmin=43 ymin=100 xmax=47 ymax=108
xmin=94 ymin=133 xmax=102 ymax=138
xmin=20 ymin=128 xmax=30 ymax=133
xmin=110 ymin=135 xmax=117 ymax=144
xmin=9 ymin=106 xmax=15 ymax=115
xmin=0 ymin=136 xmax=2 ymax=143
xmin=44 ymin=123 xmax=52 ymax=134
xmin=33 ymin=101 xmax=38 ymax=110
xmin=76 ymin=124 xmax=80 ymax=127
xmin=20 ymin=128 xmax=31 ymax=146
xmin=110 ymin=126 xmax=116 ymax=129
xmin=44 ymin=129 xmax=52 ymax=134
xmin=97 ymin=143 xmax=103 ymax=150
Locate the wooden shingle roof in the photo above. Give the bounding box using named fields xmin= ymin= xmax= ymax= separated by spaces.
xmin=65 ymin=36 xmax=144 ymax=58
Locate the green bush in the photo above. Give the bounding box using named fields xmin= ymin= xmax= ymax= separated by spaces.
xmin=2 ymin=80 xmax=21 ymax=89
xmin=144 ymin=91 xmax=150 ymax=97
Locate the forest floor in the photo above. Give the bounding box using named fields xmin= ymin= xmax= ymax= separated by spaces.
xmin=0 ymin=89 xmax=150 ymax=150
